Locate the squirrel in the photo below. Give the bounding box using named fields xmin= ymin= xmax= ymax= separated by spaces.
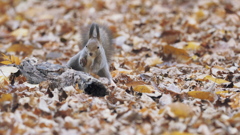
xmin=67 ymin=23 xmax=114 ymax=85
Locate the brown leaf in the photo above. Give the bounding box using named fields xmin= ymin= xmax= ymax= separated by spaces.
xmin=7 ymin=44 xmax=33 ymax=57
xmin=161 ymin=30 xmax=182 ymax=44
xmin=163 ymin=45 xmax=190 ymax=61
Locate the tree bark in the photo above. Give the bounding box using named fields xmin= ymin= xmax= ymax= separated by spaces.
xmin=17 ymin=57 xmax=107 ymax=97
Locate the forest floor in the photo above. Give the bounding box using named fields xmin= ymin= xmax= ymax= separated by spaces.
xmin=0 ymin=0 xmax=240 ymax=134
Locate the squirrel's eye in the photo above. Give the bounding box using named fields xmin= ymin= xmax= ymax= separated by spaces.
xmin=97 ymin=46 xmax=99 ymax=49
xmin=86 ymin=45 xmax=88 ymax=48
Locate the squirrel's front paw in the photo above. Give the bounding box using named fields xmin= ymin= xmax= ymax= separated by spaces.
xmin=80 ymin=57 xmax=87 ymax=67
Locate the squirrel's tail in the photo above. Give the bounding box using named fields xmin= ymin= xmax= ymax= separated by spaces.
xmin=81 ymin=23 xmax=113 ymax=63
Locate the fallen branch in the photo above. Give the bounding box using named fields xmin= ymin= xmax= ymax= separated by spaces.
xmin=16 ymin=57 xmax=107 ymax=96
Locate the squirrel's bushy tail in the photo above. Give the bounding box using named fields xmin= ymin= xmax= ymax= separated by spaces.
xmin=81 ymin=23 xmax=113 ymax=63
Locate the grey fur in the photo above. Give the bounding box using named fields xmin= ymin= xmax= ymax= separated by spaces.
xmin=67 ymin=23 xmax=114 ymax=84
xmin=81 ymin=23 xmax=113 ymax=63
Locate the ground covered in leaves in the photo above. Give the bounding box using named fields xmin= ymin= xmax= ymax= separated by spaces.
xmin=0 ymin=0 xmax=240 ymax=134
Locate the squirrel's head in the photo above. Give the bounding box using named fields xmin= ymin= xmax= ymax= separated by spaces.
xmin=85 ymin=23 xmax=102 ymax=59
xmin=85 ymin=39 xmax=101 ymax=58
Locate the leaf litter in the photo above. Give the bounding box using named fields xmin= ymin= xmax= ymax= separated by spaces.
xmin=0 ymin=0 xmax=240 ymax=134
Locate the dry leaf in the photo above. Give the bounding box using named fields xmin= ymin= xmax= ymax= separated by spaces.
xmin=163 ymin=132 xmax=194 ymax=135
xmin=126 ymin=81 xmax=146 ymax=87
xmin=188 ymin=91 xmax=216 ymax=102
xmin=203 ymin=75 xmax=229 ymax=84
xmin=161 ymin=30 xmax=182 ymax=44
xmin=0 ymin=54 xmax=21 ymax=65
xmin=163 ymin=45 xmax=190 ymax=61
xmin=184 ymin=42 xmax=200 ymax=51
xmin=38 ymin=98 xmax=51 ymax=113
xmin=7 ymin=44 xmax=33 ymax=56
xmin=0 ymin=93 xmax=12 ymax=103
xmin=166 ymin=102 xmax=193 ymax=118
xmin=11 ymin=28 xmax=29 ymax=37
xmin=0 ymin=14 xmax=9 ymax=25
xmin=145 ymin=56 xmax=163 ymax=66
xmin=133 ymin=85 xmax=156 ymax=93
xmin=229 ymin=93 xmax=240 ymax=109
xmin=0 ymin=65 xmax=19 ymax=76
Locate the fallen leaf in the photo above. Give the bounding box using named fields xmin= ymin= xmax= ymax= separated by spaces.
xmin=111 ymin=69 xmax=133 ymax=77
xmin=126 ymin=81 xmax=146 ymax=87
xmin=188 ymin=91 xmax=216 ymax=102
xmin=161 ymin=30 xmax=182 ymax=44
xmin=0 ymin=54 xmax=21 ymax=65
xmin=166 ymin=102 xmax=193 ymax=118
xmin=0 ymin=93 xmax=12 ymax=103
xmin=159 ymin=94 xmax=172 ymax=106
xmin=0 ymin=14 xmax=9 ymax=25
xmin=133 ymin=85 xmax=156 ymax=93
xmin=229 ymin=93 xmax=240 ymax=109
xmin=163 ymin=132 xmax=194 ymax=135
xmin=7 ymin=44 xmax=33 ymax=56
xmin=145 ymin=56 xmax=163 ymax=66
xmin=38 ymin=98 xmax=51 ymax=113
xmin=184 ymin=42 xmax=200 ymax=51
xmin=0 ymin=65 xmax=19 ymax=76
xmin=204 ymin=75 xmax=229 ymax=84
xmin=163 ymin=45 xmax=190 ymax=61
xmin=11 ymin=28 xmax=29 ymax=37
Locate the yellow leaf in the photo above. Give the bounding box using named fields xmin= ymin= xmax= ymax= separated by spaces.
xmin=188 ymin=91 xmax=215 ymax=102
xmin=215 ymin=91 xmax=232 ymax=95
xmin=195 ymin=10 xmax=207 ymax=21
xmin=0 ymin=94 xmax=12 ymax=103
xmin=133 ymin=85 xmax=155 ymax=93
xmin=11 ymin=28 xmax=29 ymax=37
xmin=184 ymin=42 xmax=200 ymax=51
xmin=10 ymin=55 xmax=15 ymax=63
xmin=1 ymin=53 xmax=10 ymax=60
xmin=11 ymin=55 xmax=21 ymax=65
xmin=232 ymin=113 xmax=240 ymax=119
xmin=191 ymin=55 xmax=198 ymax=61
xmin=167 ymin=102 xmax=193 ymax=118
xmin=204 ymin=75 xmax=229 ymax=84
xmin=163 ymin=45 xmax=190 ymax=61
xmin=0 ymin=61 xmax=13 ymax=65
xmin=163 ymin=131 xmax=194 ymax=135
xmin=1 ymin=53 xmax=21 ymax=65
xmin=158 ymin=108 xmax=165 ymax=114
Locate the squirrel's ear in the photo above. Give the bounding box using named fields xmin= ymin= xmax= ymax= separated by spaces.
xmin=89 ymin=23 xmax=95 ymax=39
xmin=95 ymin=24 xmax=100 ymax=40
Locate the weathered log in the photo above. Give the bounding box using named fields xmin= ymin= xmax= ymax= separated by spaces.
xmin=17 ymin=57 xmax=107 ymax=96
